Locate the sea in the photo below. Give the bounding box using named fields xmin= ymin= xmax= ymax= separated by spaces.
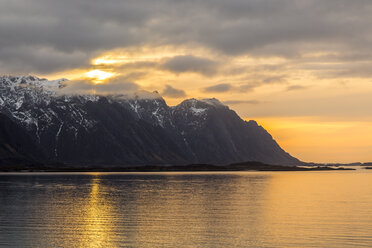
xmin=0 ymin=168 xmax=371 ymax=247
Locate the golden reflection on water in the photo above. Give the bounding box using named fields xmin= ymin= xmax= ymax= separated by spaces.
xmin=1 ymin=171 xmax=372 ymax=247
xmin=262 ymin=172 xmax=372 ymax=247
xmin=77 ymin=177 xmax=113 ymax=248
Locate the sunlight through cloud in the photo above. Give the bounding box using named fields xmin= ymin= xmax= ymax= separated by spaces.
xmin=86 ymin=70 xmax=114 ymax=84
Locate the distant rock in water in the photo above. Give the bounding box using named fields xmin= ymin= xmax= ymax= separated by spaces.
xmin=0 ymin=76 xmax=301 ymax=166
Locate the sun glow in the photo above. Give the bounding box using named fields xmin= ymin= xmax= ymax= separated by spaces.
xmin=92 ymin=58 xmax=121 ymax=65
xmin=86 ymin=69 xmax=114 ymax=83
xmin=250 ymin=116 xmax=372 ymax=163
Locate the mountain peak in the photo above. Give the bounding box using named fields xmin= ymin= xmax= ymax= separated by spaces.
xmin=176 ymin=98 xmax=227 ymax=116
xmin=0 ymin=75 xmax=66 ymax=92
xmin=179 ymin=98 xmax=226 ymax=108
xmin=200 ymin=98 xmax=225 ymax=106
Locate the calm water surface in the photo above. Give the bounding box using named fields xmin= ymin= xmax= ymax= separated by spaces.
xmin=0 ymin=170 xmax=372 ymax=247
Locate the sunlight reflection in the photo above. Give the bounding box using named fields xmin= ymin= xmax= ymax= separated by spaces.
xmin=78 ymin=176 xmax=114 ymax=248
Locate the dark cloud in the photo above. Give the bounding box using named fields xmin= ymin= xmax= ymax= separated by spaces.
xmin=161 ymin=55 xmax=218 ymax=76
xmin=0 ymin=0 xmax=156 ymax=73
xmin=162 ymin=85 xmax=186 ymax=98
xmin=203 ymin=83 xmax=232 ymax=93
xmin=0 ymin=46 xmax=90 ymax=74
xmin=1 ymin=0 xmax=372 ymax=75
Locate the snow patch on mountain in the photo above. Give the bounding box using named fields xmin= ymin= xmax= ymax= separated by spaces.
xmin=190 ymin=106 xmax=206 ymax=115
xmin=200 ymin=98 xmax=224 ymax=106
xmin=0 ymin=76 xmax=99 ymax=143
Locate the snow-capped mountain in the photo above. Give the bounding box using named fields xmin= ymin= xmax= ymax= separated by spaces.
xmin=0 ymin=76 xmax=301 ymax=166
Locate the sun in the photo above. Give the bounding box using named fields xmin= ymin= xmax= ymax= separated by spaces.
xmin=86 ymin=69 xmax=114 ymax=84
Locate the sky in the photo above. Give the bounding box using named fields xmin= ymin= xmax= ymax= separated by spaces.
xmin=1 ymin=0 xmax=372 ymax=163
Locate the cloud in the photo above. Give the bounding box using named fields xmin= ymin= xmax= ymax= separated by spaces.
xmin=115 ymin=72 xmax=147 ymax=81
xmin=223 ymin=100 xmax=261 ymax=105
xmin=0 ymin=45 xmax=90 ymax=74
xmin=286 ymin=85 xmax=309 ymax=91
xmin=321 ymin=62 xmax=372 ymax=79
xmin=60 ymin=76 xmax=140 ymax=95
xmin=2 ymin=0 xmax=372 ymax=80
xmin=203 ymin=83 xmax=233 ymax=93
xmin=239 ymin=83 xmax=258 ymax=92
xmin=202 ymin=77 xmax=286 ymax=94
xmin=161 ymin=55 xmax=219 ymax=76
xmin=262 ymin=75 xmax=287 ymax=84
xmin=162 ymin=85 xmax=186 ymax=98
xmin=96 ymin=61 xmax=158 ymax=70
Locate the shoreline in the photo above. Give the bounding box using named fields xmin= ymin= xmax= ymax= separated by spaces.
xmin=0 ymin=162 xmax=355 ymax=173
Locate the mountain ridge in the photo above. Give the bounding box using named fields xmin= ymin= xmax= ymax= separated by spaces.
xmin=0 ymin=75 xmax=301 ymax=167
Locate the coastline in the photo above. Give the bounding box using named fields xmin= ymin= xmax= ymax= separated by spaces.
xmin=0 ymin=162 xmax=355 ymax=172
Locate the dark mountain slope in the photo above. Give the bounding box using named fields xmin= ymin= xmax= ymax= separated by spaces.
xmin=172 ymin=99 xmax=298 ymax=165
xmin=0 ymin=76 xmax=301 ymax=166
xmin=0 ymin=114 xmax=45 ymax=166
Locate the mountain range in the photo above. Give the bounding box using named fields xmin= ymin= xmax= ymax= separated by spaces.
xmin=0 ymin=76 xmax=301 ymax=167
